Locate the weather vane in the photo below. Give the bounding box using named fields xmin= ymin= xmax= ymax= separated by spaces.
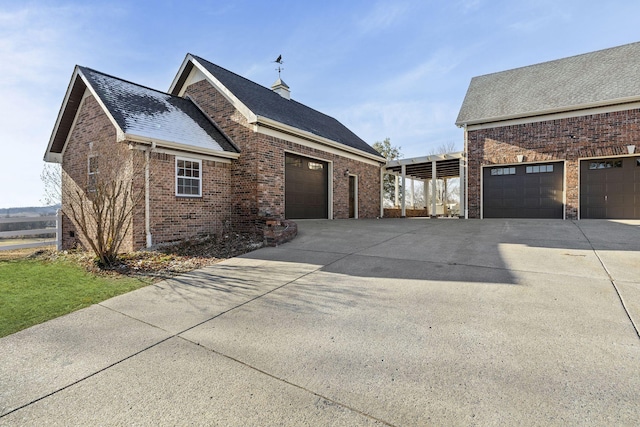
xmin=273 ymin=54 xmax=284 ymax=78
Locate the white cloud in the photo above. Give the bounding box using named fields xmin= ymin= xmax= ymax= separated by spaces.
xmin=331 ymin=100 xmax=463 ymax=158
xmin=382 ymin=49 xmax=461 ymax=95
xmin=357 ymin=1 xmax=410 ymax=34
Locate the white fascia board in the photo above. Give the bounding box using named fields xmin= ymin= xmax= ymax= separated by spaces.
xmin=124 ymin=134 xmax=240 ymax=161
xmin=253 ymin=116 xmax=386 ymax=165
xmin=174 ymin=55 xmax=257 ymax=123
xmin=168 ymin=55 xmax=193 ymax=94
xmin=458 ymin=98 xmax=640 ymax=130
xmin=385 ymin=151 xmax=465 ymax=168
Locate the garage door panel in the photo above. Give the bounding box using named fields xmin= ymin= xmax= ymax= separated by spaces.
xmin=580 ymin=156 xmax=640 ymax=219
xmin=483 ymin=163 xmax=564 ymax=218
xmin=285 ymin=153 xmax=328 ymax=219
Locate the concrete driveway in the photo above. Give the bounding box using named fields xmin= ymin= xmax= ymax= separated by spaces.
xmin=1 ymin=219 xmax=639 ymax=426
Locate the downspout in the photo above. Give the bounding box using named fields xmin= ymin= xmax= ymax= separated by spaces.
xmin=463 ymin=124 xmax=469 ymax=219
xmin=145 ymin=143 xmax=155 ymax=248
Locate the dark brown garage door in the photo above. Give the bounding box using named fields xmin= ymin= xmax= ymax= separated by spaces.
xmin=285 ymin=153 xmax=328 ymax=219
xmin=580 ymin=157 xmax=640 ymax=219
xmin=483 ymin=162 xmax=564 ymax=218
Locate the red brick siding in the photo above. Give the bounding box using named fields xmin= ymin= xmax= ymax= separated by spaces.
xmin=131 ymin=151 xmax=233 ymax=248
xmin=60 ymin=94 xmax=133 ymax=251
xmin=467 ymin=108 xmax=640 ymax=219
xmin=184 ymin=80 xmax=381 ymax=224
xmin=61 ymin=94 xmax=234 ymax=252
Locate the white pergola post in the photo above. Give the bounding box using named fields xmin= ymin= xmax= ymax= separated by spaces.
xmin=394 ymin=174 xmax=399 ymax=208
xmin=431 ymin=160 xmax=437 ymax=217
xmin=401 ymin=165 xmax=406 ymax=217
xmin=424 ymin=179 xmax=429 ymax=211
xmin=410 ymin=178 xmax=415 ymax=209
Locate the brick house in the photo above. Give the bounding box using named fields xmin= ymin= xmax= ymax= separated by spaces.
xmin=456 ymin=42 xmax=640 ymax=219
xmin=44 ymin=56 xmax=385 ymax=251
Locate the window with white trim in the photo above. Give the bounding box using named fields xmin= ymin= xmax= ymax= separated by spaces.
xmin=176 ymin=158 xmax=202 ymax=197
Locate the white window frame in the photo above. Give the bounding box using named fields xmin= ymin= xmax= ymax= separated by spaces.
xmin=176 ymin=157 xmax=202 ymax=197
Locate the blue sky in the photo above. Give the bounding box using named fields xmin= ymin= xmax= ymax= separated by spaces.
xmin=1 ymin=0 xmax=640 ymax=208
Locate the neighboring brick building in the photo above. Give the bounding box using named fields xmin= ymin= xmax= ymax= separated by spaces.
xmin=457 ymin=42 xmax=640 ymax=220
xmin=44 ymin=57 xmax=385 ymax=251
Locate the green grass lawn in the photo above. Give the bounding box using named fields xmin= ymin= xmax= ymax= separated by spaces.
xmin=0 ymin=258 xmax=150 ymax=338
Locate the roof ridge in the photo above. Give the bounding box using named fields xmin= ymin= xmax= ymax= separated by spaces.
xmin=192 ymin=55 xmax=341 ymax=121
xmin=472 ymin=40 xmax=640 ymax=80
xmin=190 ymin=54 xmax=275 ymax=93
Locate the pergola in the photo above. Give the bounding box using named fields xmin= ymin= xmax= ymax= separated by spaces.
xmin=382 ymin=151 xmax=466 ymax=218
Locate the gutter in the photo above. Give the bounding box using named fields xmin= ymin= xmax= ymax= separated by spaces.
xmin=253 ymin=115 xmax=386 ymax=164
xmin=122 ymin=134 xmax=240 ymax=160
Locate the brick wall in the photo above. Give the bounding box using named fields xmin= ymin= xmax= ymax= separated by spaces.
xmin=60 ymin=94 xmax=125 ymax=250
xmin=61 ymin=94 xmax=234 ymax=252
xmin=467 ymin=108 xmax=640 ymax=219
xmin=184 ymin=79 xmax=382 ymax=225
xmin=134 ymin=151 xmax=233 ymax=247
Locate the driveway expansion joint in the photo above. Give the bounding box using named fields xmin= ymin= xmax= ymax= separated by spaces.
xmin=573 ymin=221 xmax=640 ymax=341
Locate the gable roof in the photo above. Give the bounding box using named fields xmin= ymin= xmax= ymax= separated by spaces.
xmin=456 ymin=41 xmax=640 ymax=126
xmin=170 ymin=54 xmax=385 ymax=161
xmin=45 ymin=66 xmax=239 ymax=162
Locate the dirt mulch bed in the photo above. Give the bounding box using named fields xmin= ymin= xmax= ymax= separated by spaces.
xmin=3 ymin=233 xmax=264 ymax=281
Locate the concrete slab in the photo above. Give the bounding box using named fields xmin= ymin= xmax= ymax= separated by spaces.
xmin=574 ymin=220 xmax=640 ymax=252
xmin=101 ymin=256 xmax=326 ymax=334
xmin=0 ymin=305 xmax=170 ymax=417
xmin=616 ymin=280 xmax=640 ymax=332
xmin=286 ymin=219 xmax=425 ymax=254
xmin=2 ymin=218 xmax=639 ymax=426
xmin=1 ymin=337 xmax=382 ymax=426
xmin=591 ymin=249 xmax=640 ymax=283
xmin=358 ymin=232 xmax=606 ymax=280
xmin=182 ymin=266 xmax=640 ymax=426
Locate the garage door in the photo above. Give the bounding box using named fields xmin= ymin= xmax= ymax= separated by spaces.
xmin=483 ymin=162 xmax=564 ymax=218
xmin=285 ymin=153 xmax=328 ymax=219
xmin=580 ymin=157 xmax=640 ymax=219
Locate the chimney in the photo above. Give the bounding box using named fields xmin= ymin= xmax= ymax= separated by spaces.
xmin=271 ymin=78 xmax=290 ymax=100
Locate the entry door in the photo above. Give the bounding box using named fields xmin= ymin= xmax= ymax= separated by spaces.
xmin=285 ymin=153 xmax=328 ymax=219
xmin=348 ymin=175 xmax=356 ymax=218
xmin=580 ymin=157 xmax=640 ymax=219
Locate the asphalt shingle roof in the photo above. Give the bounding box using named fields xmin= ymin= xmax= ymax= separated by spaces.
xmin=191 ymin=55 xmax=383 ymax=158
xmin=456 ymin=42 xmax=640 ymax=126
xmin=79 ymin=67 xmax=238 ymax=153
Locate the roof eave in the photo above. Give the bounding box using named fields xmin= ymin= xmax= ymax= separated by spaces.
xmin=456 ymin=95 xmax=640 ymax=127
xmin=253 ymin=115 xmax=385 ymax=163
xmin=43 ymin=66 xmax=83 ymax=162
xmin=124 ymin=133 xmax=240 ymax=160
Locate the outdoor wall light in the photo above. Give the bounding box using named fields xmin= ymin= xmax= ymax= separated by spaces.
xmin=344 ymin=169 xmax=350 ymax=176
xmin=517 ymin=154 xmax=524 ymax=163
xmin=627 ymin=145 xmax=636 ymax=154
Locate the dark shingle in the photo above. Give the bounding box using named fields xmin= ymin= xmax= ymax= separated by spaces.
xmin=79 ymin=67 xmax=238 ymax=153
xmin=191 ymin=55 xmax=383 ymax=158
xmin=457 ymin=41 xmax=640 ymax=126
